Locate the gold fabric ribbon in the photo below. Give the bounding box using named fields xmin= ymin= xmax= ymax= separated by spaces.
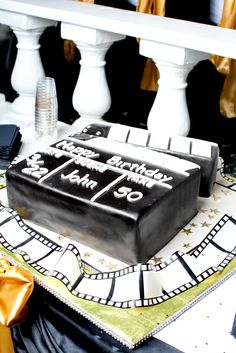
xmin=211 ymin=0 xmax=236 ymax=118
xmin=0 ymin=258 xmax=34 ymax=353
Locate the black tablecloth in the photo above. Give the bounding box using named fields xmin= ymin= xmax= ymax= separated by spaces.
xmin=11 ymin=285 xmax=183 ymax=353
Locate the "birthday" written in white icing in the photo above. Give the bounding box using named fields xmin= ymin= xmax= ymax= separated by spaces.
xmin=106 ymin=156 xmax=173 ymax=184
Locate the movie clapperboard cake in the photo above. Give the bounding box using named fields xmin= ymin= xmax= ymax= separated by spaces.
xmin=77 ymin=121 xmax=219 ymax=197
xmin=6 ymin=133 xmax=201 ymax=264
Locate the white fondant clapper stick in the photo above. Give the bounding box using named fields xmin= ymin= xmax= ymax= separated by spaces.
xmin=77 ymin=120 xmax=219 ymax=197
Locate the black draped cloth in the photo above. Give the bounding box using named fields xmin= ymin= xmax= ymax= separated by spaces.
xmin=11 ymin=285 xmax=183 ymax=353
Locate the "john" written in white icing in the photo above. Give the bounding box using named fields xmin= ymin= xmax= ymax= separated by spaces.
xmin=106 ymin=156 xmax=173 ymax=184
xmin=61 ymin=169 xmax=98 ymax=190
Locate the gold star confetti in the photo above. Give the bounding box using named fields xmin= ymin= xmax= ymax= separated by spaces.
xmin=210 ymin=208 xmax=220 ymax=215
xmin=183 ymin=243 xmax=191 ymax=250
xmin=107 ymin=263 xmax=118 ymax=271
xmin=83 ymin=251 xmax=92 ymax=257
xmin=198 ymin=208 xmax=208 ymax=213
xmin=201 ymin=221 xmax=211 ymax=228
xmin=212 ymin=194 xmax=221 ymax=201
xmin=98 ymin=258 xmax=106 ymax=265
xmin=208 ymin=214 xmax=215 ymax=220
xmin=56 ymin=234 xmax=64 ymax=242
xmin=221 ymin=189 xmax=230 ymax=195
xmin=182 ymin=228 xmax=193 ymax=235
xmin=151 ymin=256 xmax=163 ymax=264
xmin=189 ymin=223 xmax=197 ymax=227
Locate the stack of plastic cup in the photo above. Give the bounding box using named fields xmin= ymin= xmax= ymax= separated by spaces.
xmin=35 ymin=77 xmax=58 ymax=142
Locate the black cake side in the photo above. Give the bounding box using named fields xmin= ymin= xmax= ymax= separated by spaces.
xmin=6 ymin=135 xmax=201 ymax=264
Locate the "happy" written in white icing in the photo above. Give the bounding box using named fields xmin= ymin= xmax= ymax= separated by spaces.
xmin=56 ymin=140 xmax=100 ymax=159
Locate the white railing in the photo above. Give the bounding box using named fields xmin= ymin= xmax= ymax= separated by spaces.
xmin=0 ymin=0 xmax=236 ymax=137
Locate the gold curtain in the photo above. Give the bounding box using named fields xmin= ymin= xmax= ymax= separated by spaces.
xmin=0 ymin=258 xmax=34 ymax=353
xmin=211 ymin=0 xmax=236 ymax=118
xmin=136 ymin=0 xmax=166 ymax=91
xmin=138 ymin=0 xmax=236 ymax=118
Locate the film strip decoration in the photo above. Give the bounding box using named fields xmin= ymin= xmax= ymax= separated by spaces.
xmin=0 ymin=172 xmax=5 ymax=190
xmin=0 ymin=204 xmax=98 ymax=276
xmin=0 ymin=204 xmax=236 ymax=308
xmin=216 ymin=157 xmax=236 ymax=191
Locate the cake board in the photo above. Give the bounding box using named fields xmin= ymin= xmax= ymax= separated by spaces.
xmin=0 ymin=163 xmax=236 ymax=349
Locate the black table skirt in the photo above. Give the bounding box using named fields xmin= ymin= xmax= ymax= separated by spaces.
xmin=11 ymin=285 xmax=183 ymax=353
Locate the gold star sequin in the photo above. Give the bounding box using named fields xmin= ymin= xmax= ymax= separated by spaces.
xmin=201 ymin=221 xmax=211 ymax=228
xmin=182 ymin=228 xmax=193 ymax=235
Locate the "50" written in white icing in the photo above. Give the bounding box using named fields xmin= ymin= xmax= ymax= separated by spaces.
xmin=114 ymin=186 xmax=143 ymax=203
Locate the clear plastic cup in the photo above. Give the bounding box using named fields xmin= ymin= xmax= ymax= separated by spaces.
xmin=35 ymin=77 xmax=58 ymax=141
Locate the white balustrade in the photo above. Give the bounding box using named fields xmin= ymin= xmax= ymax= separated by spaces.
xmin=0 ymin=0 xmax=236 ymax=135
xmin=61 ymin=24 xmax=124 ymax=120
xmin=140 ymin=41 xmax=209 ymax=136
xmin=0 ymin=9 xmax=56 ymax=120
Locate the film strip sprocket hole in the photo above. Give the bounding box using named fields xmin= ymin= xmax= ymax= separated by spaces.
xmin=0 ymin=204 xmax=236 ymax=308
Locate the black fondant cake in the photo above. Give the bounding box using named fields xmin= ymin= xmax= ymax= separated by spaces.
xmin=76 ymin=121 xmax=219 ymax=197
xmin=6 ymin=133 xmax=201 ymax=264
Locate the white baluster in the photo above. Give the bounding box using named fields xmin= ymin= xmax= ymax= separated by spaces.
xmin=73 ymin=41 xmax=112 ymax=119
xmin=0 ymin=11 xmax=55 ymax=121
xmin=140 ymin=41 xmax=209 ymax=136
xmin=61 ymin=23 xmax=125 ymax=121
xmin=148 ymin=60 xmax=195 ymax=136
xmin=11 ymin=27 xmax=45 ymax=116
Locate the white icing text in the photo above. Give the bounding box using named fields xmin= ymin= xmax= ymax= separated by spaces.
xmin=74 ymin=156 xmax=107 ymax=173
xmin=61 ymin=170 xmax=98 ymax=190
xmin=114 ymin=186 xmax=143 ymax=202
xmin=56 ymin=140 xmax=100 ymax=159
xmin=106 ymin=156 xmax=173 ymax=183
xmin=22 ymin=153 xmax=48 ymax=179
